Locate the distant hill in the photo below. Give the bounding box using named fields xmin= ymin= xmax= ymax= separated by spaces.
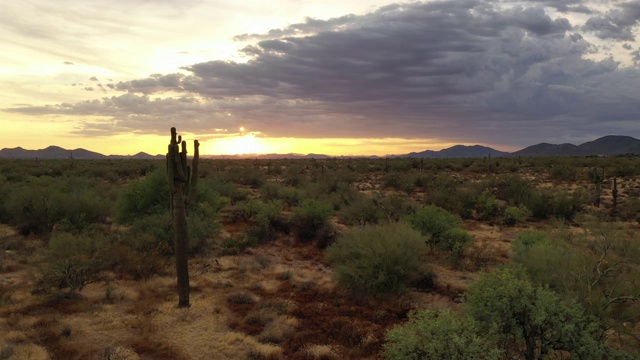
xmin=0 ymin=146 xmax=162 ymax=160
xmin=1 ymin=135 xmax=639 ymax=160
xmin=512 ymin=135 xmax=640 ymax=157
xmin=398 ymin=145 xmax=508 ymax=159
xmin=0 ymin=146 xmax=107 ymax=159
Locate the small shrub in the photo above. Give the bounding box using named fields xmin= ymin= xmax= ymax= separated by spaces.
xmin=475 ymin=190 xmax=500 ymax=220
xmin=115 ymin=169 xmax=169 ymax=223
xmin=384 ymin=309 xmax=501 ymax=360
xmin=109 ymin=232 xmax=170 ymax=280
xmin=502 ymin=205 xmax=531 ymax=226
xmin=36 ymin=230 xmax=110 ymax=292
xmin=326 ymin=222 xmax=427 ymax=298
xmin=227 ymin=291 xmax=258 ymax=305
xmin=444 ymin=228 xmax=474 ymax=268
xmin=290 ymin=200 xmax=333 ymax=243
xmin=407 ymin=205 xmax=461 ymax=250
xmin=220 ymin=234 xmax=257 ymax=255
xmin=338 ymin=197 xmax=382 ymax=226
xmin=247 ymin=201 xmax=288 ymax=243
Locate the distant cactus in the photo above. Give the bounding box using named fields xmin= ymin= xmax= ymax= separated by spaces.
xmin=589 ymin=167 xmax=605 ymax=207
xmin=166 ymin=127 xmax=199 ymax=308
xmin=612 ymin=177 xmax=618 ymax=216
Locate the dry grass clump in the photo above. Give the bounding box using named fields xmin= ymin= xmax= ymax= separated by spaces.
xmin=302 ymin=344 xmax=339 ymax=359
xmin=227 ymin=291 xmax=259 ymax=305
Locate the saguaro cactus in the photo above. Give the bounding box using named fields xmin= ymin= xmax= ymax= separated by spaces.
xmin=589 ymin=167 xmax=605 ymax=207
xmin=166 ymin=127 xmax=199 ymax=308
xmin=612 ymin=177 xmax=618 ymax=216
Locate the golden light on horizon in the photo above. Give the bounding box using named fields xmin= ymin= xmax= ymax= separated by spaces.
xmin=204 ymin=133 xmax=267 ymax=155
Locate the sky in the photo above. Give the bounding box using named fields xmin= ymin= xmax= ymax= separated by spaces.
xmin=2 ymin=0 xmax=640 ymax=156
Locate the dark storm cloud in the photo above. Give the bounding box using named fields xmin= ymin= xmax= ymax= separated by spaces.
xmin=6 ymin=0 xmax=640 ymax=146
xmin=583 ymin=0 xmax=640 ymax=40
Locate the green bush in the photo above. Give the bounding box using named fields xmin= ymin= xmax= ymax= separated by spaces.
xmin=475 ymin=190 xmax=500 ymax=220
xmin=384 ymin=309 xmax=500 ymax=360
xmin=526 ymin=188 xmax=587 ymax=220
xmin=108 ymin=231 xmax=170 ymax=280
xmin=502 ymin=205 xmax=531 ymax=226
xmin=36 ymin=229 xmax=110 ymax=292
xmin=3 ymin=176 xmax=112 ymax=234
xmin=130 ymin=212 xmax=220 ymax=256
xmin=466 ymin=266 xmax=610 ymax=360
xmin=325 ymin=222 xmax=427 ymax=298
xmin=407 ymin=205 xmax=462 ymax=250
xmin=338 ymin=197 xmax=382 ymax=226
xmin=290 ymin=200 xmax=333 ymax=243
xmin=495 ymin=175 xmax=534 ymax=205
xmin=115 ymin=169 xmax=169 ymax=223
xmin=220 ymin=234 xmax=257 ymax=255
xmin=247 ymin=201 xmax=289 ymax=243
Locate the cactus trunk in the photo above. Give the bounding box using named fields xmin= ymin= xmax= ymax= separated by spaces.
xmin=166 ymin=127 xmax=199 ymax=308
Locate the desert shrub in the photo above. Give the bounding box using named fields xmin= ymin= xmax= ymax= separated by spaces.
xmin=208 ymin=179 xmax=250 ymax=205
xmin=325 ymin=222 xmax=427 ymax=298
xmin=282 ymin=164 xmax=306 ymax=187
xmin=115 ymin=169 xmax=169 ymax=223
xmin=495 ymin=175 xmax=534 ymax=205
xmin=279 ymin=186 xmax=302 ymax=208
xmin=426 ymin=177 xmax=480 ymax=219
xmin=549 ymin=160 xmax=577 ymax=181
xmin=338 ymin=197 xmax=383 ymax=226
xmin=109 ymin=232 xmax=170 ymax=280
xmin=260 ymin=181 xmax=282 ymax=202
xmin=384 ymin=309 xmax=500 ymax=360
xmin=130 ymin=212 xmax=219 ymax=256
xmin=475 ymin=190 xmax=501 ymax=220
xmin=220 ymin=234 xmax=257 ymax=255
xmin=187 ymin=213 xmax=222 ymax=255
xmin=192 ymin=182 xmax=230 ymax=214
xmin=374 ymin=193 xmax=418 ymax=222
xmin=618 ymin=197 xmax=640 ymax=222
xmin=2 ymin=176 xmax=112 ymax=234
xmin=502 ymin=204 xmax=531 ymax=226
xmin=407 ymin=205 xmax=462 ymax=250
xmin=445 ymin=228 xmax=474 ymax=268
xmin=224 ymin=167 xmax=266 ymax=187
xmin=381 ymin=172 xmax=415 ymax=193
xmin=36 ymin=229 xmax=110 ymax=292
xmin=247 ymin=201 xmax=289 ymax=243
xmin=526 ymin=188 xmax=587 ymax=220
xmin=466 ymin=266 xmax=612 ymax=360
xmin=260 ymin=182 xmax=301 ymax=208
xmin=513 ymin=225 xmax=640 ymax=355
xmin=232 ymin=199 xmax=263 ymax=222
xmin=290 ymin=200 xmax=333 ymax=243
xmin=50 ymin=179 xmax=112 ymax=231
xmin=3 ymin=183 xmax=54 ymax=234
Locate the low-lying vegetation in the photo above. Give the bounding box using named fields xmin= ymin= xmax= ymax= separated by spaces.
xmin=0 ymin=155 xmax=638 ymax=359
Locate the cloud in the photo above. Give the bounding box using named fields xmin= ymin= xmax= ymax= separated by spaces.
xmin=63 ymin=61 xmax=74 ymax=65
xmin=6 ymin=0 xmax=640 ymax=147
xmin=583 ymin=0 xmax=640 ymax=40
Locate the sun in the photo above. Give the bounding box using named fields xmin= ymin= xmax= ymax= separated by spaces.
xmin=207 ymin=133 xmax=268 ymax=155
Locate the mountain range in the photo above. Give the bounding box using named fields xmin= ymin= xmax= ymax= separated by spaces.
xmin=0 ymin=146 xmax=163 ymax=160
xmin=1 ymin=136 xmax=639 ymax=160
